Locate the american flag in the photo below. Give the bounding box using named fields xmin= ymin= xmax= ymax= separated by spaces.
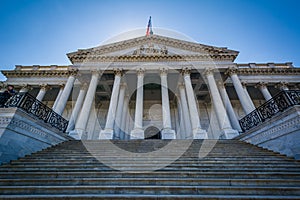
xmin=146 ymin=16 xmax=153 ymax=36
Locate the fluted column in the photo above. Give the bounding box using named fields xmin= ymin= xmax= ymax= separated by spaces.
xmin=178 ymin=84 xmax=193 ymax=139
xmin=114 ymin=83 xmax=126 ymax=139
xmin=225 ymin=67 xmax=255 ymax=115
xmin=36 ymin=84 xmax=50 ymax=102
xmin=182 ymin=68 xmax=207 ymax=139
xmin=255 ymin=82 xmax=272 ymax=101
xmin=70 ymin=70 xmax=99 ymax=139
xmin=66 ymin=83 xmax=88 ymax=132
xmin=276 ymin=81 xmax=289 ymax=91
xmin=19 ymin=84 xmax=31 ymax=93
xmin=130 ymin=68 xmax=145 ymax=139
xmin=54 ymin=70 xmax=77 ymax=115
xmin=204 ymin=68 xmax=239 ymax=139
xmin=120 ymin=95 xmax=129 ymax=140
xmin=217 ymin=81 xmax=242 ymax=132
xmin=99 ymin=69 xmax=123 ymax=139
xmin=52 ymin=84 xmax=65 ymax=110
xmin=160 ymin=68 xmax=176 ymax=139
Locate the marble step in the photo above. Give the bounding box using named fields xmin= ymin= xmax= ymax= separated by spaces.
xmin=0 ymin=185 xmax=300 ymax=195
xmin=1 ymin=171 xmax=299 ymax=179
xmin=1 ymin=177 xmax=299 ymax=186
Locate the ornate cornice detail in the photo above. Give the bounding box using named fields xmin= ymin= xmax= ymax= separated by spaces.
xmin=67 ymin=35 xmax=239 ymax=63
xmin=2 ymin=70 xmax=71 ymax=78
xmin=236 ymin=67 xmax=300 ymax=75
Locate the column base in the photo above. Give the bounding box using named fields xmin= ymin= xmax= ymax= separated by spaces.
xmin=130 ymin=128 xmax=144 ymax=139
xmin=220 ymin=129 xmax=239 ymax=139
xmin=193 ymin=128 xmax=208 ymax=139
xmin=69 ymin=129 xmax=87 ymax=140
xmin=161 ymin=128 xmax=176 ymax=139
xmin=99 ymin=129 xmax=114 ymax=139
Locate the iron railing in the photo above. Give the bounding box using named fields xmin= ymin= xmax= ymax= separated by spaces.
xmin=2 ymin=92 xmax=68 ymax=132
xmin=239 ymin=90 xmax=300 ymax=132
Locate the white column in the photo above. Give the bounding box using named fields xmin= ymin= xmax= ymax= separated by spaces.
xmin=54 ymin=70 xmax=77 ymax=115
xmin=99 ymin=69 xmax=122 ymax=139
xmin=276 ymin=82 xmax=289 ymax=91
xmin=70 ymin=70 xmax=99 ymax=139
xmin=160 ymin=68 xmax=176 ymax=139
xmin=52 ymin=84 xmax=64 ymax=110
xmin=226 ymin=67 xmax=255 ymax=115
xmin=241 ymin=82 xmax=256 ymax=108
xmin=19 ymin=84 xmax=31 ymax=93
xmin=131 ymin=68 xmax=145 ymax=139
xmin=217 ymin=81 xmax=242 ymax=132
xmin=36 ymin=84 xmax=49 ymax=102
xmin=66 ymin=83 xmax=88 ymax=132
xmin=256 ymin=82 xmax=272 ymax=101
xmin=114 ymin=83 xmax=126 ymax=139
xmin=178 ymin=84 xmax=193 ymax=139
xmin=204 ymin=68 xmax=239 ymax=139
xmin=120 ymin=95 xmax=129 ymax=140
xmin=182 ymin=68 xmax=207 ymax=139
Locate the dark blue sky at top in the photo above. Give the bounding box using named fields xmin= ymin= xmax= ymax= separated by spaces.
xmin=0 ymin=0 xmax=299 ymax=80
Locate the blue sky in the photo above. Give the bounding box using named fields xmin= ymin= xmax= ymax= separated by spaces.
xmin=0 ymin=0 xmax=299 ymax=80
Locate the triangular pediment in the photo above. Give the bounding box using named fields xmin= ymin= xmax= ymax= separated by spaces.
xmin=67 ymin=34 xmax=239 ymax=63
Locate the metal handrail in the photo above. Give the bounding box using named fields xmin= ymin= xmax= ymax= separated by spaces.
xmin=239 ymin=90 xmax=300 ymax=132
xmin=2 ymin=92 xmax=69 ymax=132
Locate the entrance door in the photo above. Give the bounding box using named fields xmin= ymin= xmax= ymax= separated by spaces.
xmin=144 ymin=126 xmax=161 ymax=139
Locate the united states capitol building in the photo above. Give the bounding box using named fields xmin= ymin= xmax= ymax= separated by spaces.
xmin=0 ymin=31 xmax=300 ymax=198
xmin=1 ymin=33 xmax=300 ymax=152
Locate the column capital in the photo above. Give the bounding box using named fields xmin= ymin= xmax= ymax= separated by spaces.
xmin=136 ymin=68 xmax=145 ymax=76
xmin=203 ymin=67 xmax=215 ymax=77
xmin=275 ymin=81 xmax=289 ymax=90
xmin=114 ymin=68 xmax=123 ymax=76
xmin=91 ymin=69 xmax=101 ymax=76
xmin=20 ymin=84 xmax=32 ymax=91
xmin=39 ymin=84 xmax=51 ymax=91
xmin=241 ymin=81 xmax=248 ymax=88
xmin=181 ymin=67 xmax=191 ymax=76
xmin=80 ymin=82 xmax=89 ymax=90
xmin=255 ymin=82 xmax=268 ymax=89
xmin=225 ymin=66 xmax=238 ymax=76
xmin=160 ymin=68 xmax=168 ymax=76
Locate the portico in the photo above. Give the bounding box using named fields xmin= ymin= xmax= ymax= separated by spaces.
xmin=1 ymin=34 xmax=299 ymax=140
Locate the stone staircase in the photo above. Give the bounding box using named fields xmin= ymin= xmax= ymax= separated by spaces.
xmin=0 ymin=139 xmax=300 ymax=199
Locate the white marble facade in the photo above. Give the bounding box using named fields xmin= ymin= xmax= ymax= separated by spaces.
xmin=1 ymin=35 xmax=300 ymax=140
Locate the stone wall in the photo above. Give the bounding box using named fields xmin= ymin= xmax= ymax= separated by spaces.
xmin=236 ymin=105 xmax=300 ymax=160
xmin=0 ymin=107 xmax=71 ymax=164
